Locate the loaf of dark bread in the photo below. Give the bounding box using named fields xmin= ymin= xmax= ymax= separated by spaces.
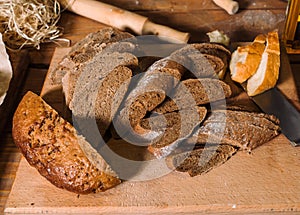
xmin=153 ymin=78 xmax=232 ymax=114
xmin=12 ymin=92 xmax=121 ymax=194
xmin=166 ymin=144 xmax=238 ymax=176
xmin=191 ymin=110 xmax=280 ymax=151
xmin=140 ymin=106 xmax=207 ymax=158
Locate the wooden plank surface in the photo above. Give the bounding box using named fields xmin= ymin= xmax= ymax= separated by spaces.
xmin=98 ymin=0 xmax=288 ymax=11
xmin=28 ymin=0 xmax=288 ymax=65
xmin=4 ymin=42 xmax=300 ymax=214
xmin=94 ymin=0 xmax=287 ymax=42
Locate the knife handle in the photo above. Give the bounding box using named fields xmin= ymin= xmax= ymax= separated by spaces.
xmin=60 ymin=0 xmax=190 ymax=43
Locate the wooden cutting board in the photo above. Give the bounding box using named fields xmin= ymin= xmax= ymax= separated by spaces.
xmin=5 ymin=47 xmax=300 ymax=215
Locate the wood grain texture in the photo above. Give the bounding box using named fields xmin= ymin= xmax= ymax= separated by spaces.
xmin=98 ymin=0 xmax=287 ymax=12
xmin=139 ymin=10 xmax=286 ymax=42
xmin=5 ymin=43 xmax=300 ymax=214
xmin=28 ymin=0 xmax=288 ymax=64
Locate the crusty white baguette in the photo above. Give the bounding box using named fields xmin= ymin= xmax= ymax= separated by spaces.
xmin=247 ymin=31 xmax=280 ymax=96
xmin=230 ymin=34 xmax=266 ymax=83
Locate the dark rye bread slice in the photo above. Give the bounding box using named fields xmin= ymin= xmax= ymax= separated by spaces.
xmin=115 ymin=58 xmax=186 ymax=138
xmin=140 ymin=106 xmax=207 ymax=158
xmin=49 ymin=27 xmax=134 ymax=85
xmin=190 ymin=110 xmax=280 ymax=151
xmin=12 ymin=92 xmax=121 ymax=194
xmin=166 ymin=144 xmax=238 ymax=177
xmin=153 ymin=78 xmax=232 ymax=114
xmin=66 ymin=52 xmax=138 ymax=137
xmin=170 ymin=43 xmax=231 ymax=79
xmin=146 ymin=57 xmax=187 ymax=80
xmin=63 ymin=42 xmax=137 ymax=107
xmin=138 ymin=56 xmax=162 ymax=73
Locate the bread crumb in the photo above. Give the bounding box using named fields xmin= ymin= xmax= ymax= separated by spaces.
xmin=207 ymin=30 xmax=230 ymax=47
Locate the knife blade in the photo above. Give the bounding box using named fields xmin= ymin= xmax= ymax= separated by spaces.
xmin=251 ymin=87 xmax=300 ymax=147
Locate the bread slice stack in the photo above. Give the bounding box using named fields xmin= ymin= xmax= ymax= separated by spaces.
xmin=230 ymin=30 xmax=280 ymax=96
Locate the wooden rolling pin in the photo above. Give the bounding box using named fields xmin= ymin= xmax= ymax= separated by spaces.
xmin=60 ymin=0 xmax=190 ymax=43
xmin=212 ymin=0 xmax=239 ymax=15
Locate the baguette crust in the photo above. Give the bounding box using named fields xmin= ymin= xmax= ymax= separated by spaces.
xmin=230 ymin=34 xmax=266 ymax=83
xmin=12 ymin=92 xmax=121 ymax=194
xmin=247 ymin=31 xmax=280 ymax=96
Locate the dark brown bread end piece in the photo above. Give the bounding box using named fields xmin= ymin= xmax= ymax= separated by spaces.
xmin=12 ymin=92 xmax=121 ymax=194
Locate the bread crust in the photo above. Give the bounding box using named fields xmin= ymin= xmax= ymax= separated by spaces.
xmin=12 ymin=92 xmax=121 ymax=194
xmin=230 ymin=34 xmax=266 ymax=83
xmin=247 ymin=31 xmax=280 ymax=96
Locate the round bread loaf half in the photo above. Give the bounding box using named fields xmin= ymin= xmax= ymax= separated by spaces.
xmin=12 ymin=91 xmax=121 ymax=194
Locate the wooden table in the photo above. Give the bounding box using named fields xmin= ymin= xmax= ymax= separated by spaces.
xmin=1 ymin=0 xmax=300 ymax=214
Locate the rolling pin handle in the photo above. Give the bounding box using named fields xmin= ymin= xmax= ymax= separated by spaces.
xmin=59 ymin=0 xmax=190 ymax=43
xmin=212 ymin=0 xmax=239 ymax=15
xmin=142 ymin=20 xmax=190 ymax=43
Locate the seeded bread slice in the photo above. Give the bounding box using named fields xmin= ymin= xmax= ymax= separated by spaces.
xmin=63 ymin=42 xmax=137 ymax=107
xmin=115 ymin=58 xmax=186 ymax=138
xmin=12 ymin=92 xmax=121 ymax=194
xmin=191 ymin=110 xmax=280 ymax=151
xmin=153 ymin=78 xmax=232 ymax=114
xmin=171 ymin=43 xmax=231 ymax=79
xmin=65 ymin=52 xmax=138 ymax=137
xmin=140 ymin=106 xmax=207 ymax=158
xmin=49 ymin=27 xmax=134 ymax=86
xmin=166 ymin=144 xmax=238 ymax=176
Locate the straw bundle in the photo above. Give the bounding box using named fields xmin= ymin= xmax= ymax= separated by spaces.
xmin=0 ymin=0 xmax=62 ymax=49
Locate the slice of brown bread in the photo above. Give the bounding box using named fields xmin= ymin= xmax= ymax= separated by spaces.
xmin=63 ymin=43 xmax=137 ymax=107
xmin=138 ymin=56 xmax=162 ymax=73
xmin=192 ymin=110 xmax=280 ymax=151
xmin=181 ymin=54 xmax=226 ymax=80
xmin=66 ymin=52 xmax=138 ymax=137
xmin=146 ymin=57 xmax=187 ymax=80
xmin=115 ymin=58 xmax=186 ymax=138
xmin=153 ymin=78 xmax=232 ymax=114
xmin=170 ymin=43 xmax=231 ymax=79
xmin=140 ymin=106 xmax=207 ymax=158
xmin=49 ymin=27 xmax=134 ymax=85
xmin=12 ymin=92 xmax=121 ymax=194
xmin=166 ymin=144 xmax=238 ymax=176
